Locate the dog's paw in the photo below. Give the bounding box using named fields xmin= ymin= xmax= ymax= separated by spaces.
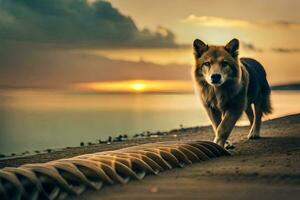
xmin=225 ymin=141 xmax=235 ymax=150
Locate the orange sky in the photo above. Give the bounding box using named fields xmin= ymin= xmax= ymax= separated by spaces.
xmin=108 ymin=0 xmax=300 ymax=46
xmin=95 ymin=0 xmax=300 ymax=91
xmin=0 ymin=0 xmax=299 ymax=93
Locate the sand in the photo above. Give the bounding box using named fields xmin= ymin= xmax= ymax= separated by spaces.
xmin=1 ymin=114 xmax=300 ymax=199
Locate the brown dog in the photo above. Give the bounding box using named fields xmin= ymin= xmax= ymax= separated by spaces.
xmin=192 ymin=38 xmax=272 ymax=147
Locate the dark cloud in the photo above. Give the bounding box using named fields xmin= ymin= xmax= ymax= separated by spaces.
xmin=271 ymin=48 xmax=300 ymax=53
xmin=0 ymin=0 xmax=183 ymax=89
xmin=0 ymin=0 xmax=177 ymax=48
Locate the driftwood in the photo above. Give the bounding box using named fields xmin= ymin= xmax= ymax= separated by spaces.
xmin=0 ymin=140 xmax=229 ymax=200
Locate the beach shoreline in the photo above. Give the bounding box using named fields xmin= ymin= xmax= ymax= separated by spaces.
xmin=1 ymin=113 xmax=300 ymax=199
xmin=1 ymin=113 xmax=299 ymax=167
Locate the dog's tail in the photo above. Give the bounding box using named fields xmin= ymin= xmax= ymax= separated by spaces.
xmin=261 ymin=82 xmax=273 ymax=115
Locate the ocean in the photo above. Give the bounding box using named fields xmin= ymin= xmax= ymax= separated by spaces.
xmin=0 ymin=90 xmax=299 ymax=155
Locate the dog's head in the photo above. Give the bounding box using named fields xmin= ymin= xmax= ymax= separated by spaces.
xmin=193 ymin=38 xmax=241 ymax=87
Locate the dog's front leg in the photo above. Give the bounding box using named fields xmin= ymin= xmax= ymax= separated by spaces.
xmin=204 ymin=106 xmax=222 ymax=132
xmin=214 ymin=110 xmax=242 ymax=147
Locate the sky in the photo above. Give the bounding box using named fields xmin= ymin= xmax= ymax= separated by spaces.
xmin=0 ymin=0 xmax=299 ymax=93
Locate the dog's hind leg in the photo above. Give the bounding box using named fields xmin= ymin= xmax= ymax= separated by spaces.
xmin=245 ymin=104 xmax=255 ymax=137
xmin=245 ymin=104 xmax=254 ymax=126
xmin=247 ymin=103 xmax=262 ymax=139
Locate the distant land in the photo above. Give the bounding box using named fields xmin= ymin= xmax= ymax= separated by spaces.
xmin=271 ymin=82 xmax=300 ymax=91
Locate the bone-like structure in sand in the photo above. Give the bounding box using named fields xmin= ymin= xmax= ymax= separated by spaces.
xmin=0 ymin=140 xmax=230 ymax=200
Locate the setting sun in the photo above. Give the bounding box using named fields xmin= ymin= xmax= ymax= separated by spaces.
xmin=74 ymin=80 xmax=192 ymax=93
xmin=131 ymin=82 xmax=146 ymax=92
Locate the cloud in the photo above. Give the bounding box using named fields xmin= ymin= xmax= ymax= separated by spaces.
xmin=0 ymin=48 xmax=190 ymax=88
xmin=271 ymin=21 xmax=300 ymax=29
xmin=182 ymin=15 xmax=300 ymax=30
xmin=271 ymin=48 xmax=300 ymax=53
xmin=240 ymin=41 xmax=263 ymax=52
xmin=0 ymin=0 xmax=177 ymax=48
xmin=182 ymin=15 xmax=250 ymax=28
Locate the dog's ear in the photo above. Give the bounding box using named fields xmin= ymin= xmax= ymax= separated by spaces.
xmin=225 ymin=38 xmax=239 ymax=58
xmin=193 ymin=39 xmax=208 ymax=58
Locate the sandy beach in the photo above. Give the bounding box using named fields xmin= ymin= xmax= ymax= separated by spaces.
xmin=1 ymin=1 xmax=300 ymax=200
xmin=1 ymin=113 xmax=300 ymax=199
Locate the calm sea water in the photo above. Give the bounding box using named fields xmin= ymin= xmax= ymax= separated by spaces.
xmin=0 ymin=90 xmax=299 ymax=155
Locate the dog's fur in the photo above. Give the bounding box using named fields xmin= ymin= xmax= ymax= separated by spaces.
xmin=192 ymin=38 xmax=272 ymax=147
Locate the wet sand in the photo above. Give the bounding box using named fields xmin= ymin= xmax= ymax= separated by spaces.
xmin=1 ymin=114 xmax=300 ymax=199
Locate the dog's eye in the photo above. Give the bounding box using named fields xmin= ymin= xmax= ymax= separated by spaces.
xmin=221 ymin=61 xmax=228 ymax=68
xmin=202 ymin=62 xmax=210 ymax=67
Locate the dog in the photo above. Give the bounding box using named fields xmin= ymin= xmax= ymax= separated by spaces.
xmin=192 ymin=38 xmax=272 ymax=147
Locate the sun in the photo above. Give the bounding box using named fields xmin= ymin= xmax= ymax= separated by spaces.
xmin=74 ymin=80 xmax=192 ymax=93
xmin=131 ymin=82 xmax=146 ymax=92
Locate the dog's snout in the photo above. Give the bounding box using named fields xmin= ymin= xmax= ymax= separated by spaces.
xmin=211 ymin=73 xmax=222 ymax=84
